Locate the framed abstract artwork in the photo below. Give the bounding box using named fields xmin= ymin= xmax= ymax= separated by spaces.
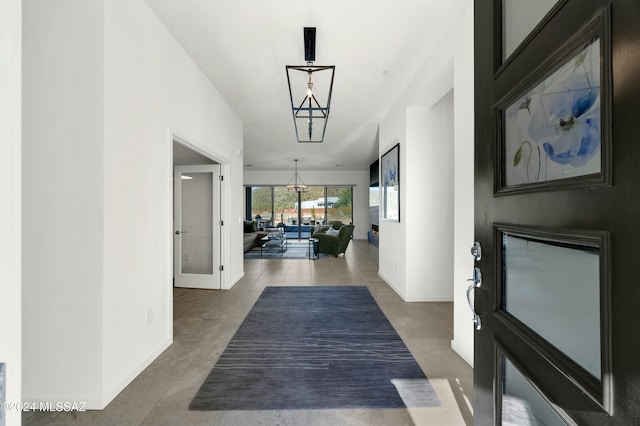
xmin=496 ymin=8 xmax=611 ymax=194
xmin=381 ymin=142 xmax=400 ymax=222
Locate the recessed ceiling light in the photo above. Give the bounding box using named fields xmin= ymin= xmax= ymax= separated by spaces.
xmin=181 ymin=175 xmax=193 ymax=180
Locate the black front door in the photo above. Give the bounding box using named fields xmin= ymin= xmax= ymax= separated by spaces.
xmin=474 ymin=0 xmax=640 ymax=424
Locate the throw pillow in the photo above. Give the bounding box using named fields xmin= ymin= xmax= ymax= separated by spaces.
xmin=313 ymin=223 xmax=324 ymax=234
xmin=244 ymin=221 xmax=257 ymax=233
xmin=326 ymin=227 xmax=340 ymax=237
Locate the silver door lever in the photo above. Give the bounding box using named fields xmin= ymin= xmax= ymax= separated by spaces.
xmin=466 ymin=267 xmax=482 ymax=330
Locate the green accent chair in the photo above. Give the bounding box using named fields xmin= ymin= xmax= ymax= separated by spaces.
xmin=311 ymin=221 xmax=343 ymax=237
xmin=313 ymin=224 xmax=355 ymax=257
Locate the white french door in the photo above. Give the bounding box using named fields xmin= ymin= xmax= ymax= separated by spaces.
xmin=174 ymin=164 xmax=221 ymax=289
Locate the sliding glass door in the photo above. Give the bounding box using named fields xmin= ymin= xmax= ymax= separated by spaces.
xmin=246 ymin=185 xmax=353 ymax=239
xmin=326 ymin=186 xmax=353 ymax=224
xmin=273 ymin=186 xmax=298 ymax=227
xmin=249 ymin=186 xmax=273 ymax=228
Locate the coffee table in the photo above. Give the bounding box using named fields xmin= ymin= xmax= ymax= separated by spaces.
xmin=261 ymin=234 xmax=287 ymax=256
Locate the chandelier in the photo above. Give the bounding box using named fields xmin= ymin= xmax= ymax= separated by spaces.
xmin=285 ymin=27 xmax=335 ymax=143
xmin=287 ymin=159 xmax=308 ymax=192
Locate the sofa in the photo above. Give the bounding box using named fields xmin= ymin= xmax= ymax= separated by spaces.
xmin=311 ymin=222 xmax=355 ymax=257
xmin=243 ymin=221 xmax=267 ymax=253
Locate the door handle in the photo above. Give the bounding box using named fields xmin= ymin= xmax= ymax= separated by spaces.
xmin=470 ymin=241 xmax=482 ymax=261
xmin=466 ymin=267 xmax=482 ymax=330
xmin=175 ymin=230 xmax=188 ymax=235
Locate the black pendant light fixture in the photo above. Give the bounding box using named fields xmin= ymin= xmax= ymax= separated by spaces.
xmin=287 ymin=159 xmax=308 ymax=192
xmin=286 ymin=27 xmax=335 ymax=143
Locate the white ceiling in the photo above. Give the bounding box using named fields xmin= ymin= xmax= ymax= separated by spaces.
xmin=145 ymin=0 xmax=468 ymax=171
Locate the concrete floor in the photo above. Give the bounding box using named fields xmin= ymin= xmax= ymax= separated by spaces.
xmin=24 ymin=240 xmax=473 ymax=425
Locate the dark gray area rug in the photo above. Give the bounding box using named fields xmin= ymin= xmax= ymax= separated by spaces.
xmin=189 ymin=286 xmax=440 ymax=410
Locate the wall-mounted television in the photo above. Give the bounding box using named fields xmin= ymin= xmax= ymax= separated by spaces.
xmin=370 ymin=159 xmax=379 ymax=187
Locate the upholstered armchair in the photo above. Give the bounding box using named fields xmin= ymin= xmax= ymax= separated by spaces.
xmin=313 ymin=224 xmax=354 ymax=257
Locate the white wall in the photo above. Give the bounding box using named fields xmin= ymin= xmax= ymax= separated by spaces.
xmin=0 ymin=0 xmax=21 ymax=424
xmin=22 ymin=0 xmax=244 ymax=408
xmin=405 ymin=89 xmax=455 ymax=302
xmin=102 ymin=0 xmax=242 ymax=403
xmin=451 ymin=5 xmax=475 ymax=366
xmin=243 ymin=169 xmax=369 ymax=241
xmin=23 ymin=0 xmax=105 ymax=405
xmin=378 ymin=1 xmax=474 ymax=365
xmin=379 ymin=64 xmax=455 ymax=303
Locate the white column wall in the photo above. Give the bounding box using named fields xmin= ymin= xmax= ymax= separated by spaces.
xmin=243 ymin=169 xmax=369 ymax=241
xmin=23 ymin=0 xmax=244 ymax=408
xmin=451 ymin=6 xmax=476 ymax=367
xmin=23 ymin=0 xmax=105 ymax=405
xmin=102 ymin=0 xmax=242 ymax=403
xmin=0 ymin=0 xmax=21 ymax=423
xmin=378 ymin=1 xmax=474 ymax=365
xmin=405 ymin=90 xmax=455 ymax=302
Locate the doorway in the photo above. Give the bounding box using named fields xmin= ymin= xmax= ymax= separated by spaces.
xmin=173 ymin=140 xmax=222 ymax=289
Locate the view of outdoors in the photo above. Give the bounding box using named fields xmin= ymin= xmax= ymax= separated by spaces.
xmin=248 ymin=186 xmax=353 ymax=227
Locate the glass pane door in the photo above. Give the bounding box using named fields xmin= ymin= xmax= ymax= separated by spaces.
xmin=326 ymin=186 xmax=353 ymax=224
xmin=174 ymin=164 xmax=220 ymax=289
xmin=299 ymin=188 xmax=324 ymax=238
xmin=180 ymin=171 xmax=213 ymax=274
xmin=273 ymin=186 xmax=298 ymax=237
xmin=250 ymin=186 xmax=273 ymax=228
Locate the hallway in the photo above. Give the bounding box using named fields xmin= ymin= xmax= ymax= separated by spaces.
xmin=24 ymin=241 xmax=473 ymax=425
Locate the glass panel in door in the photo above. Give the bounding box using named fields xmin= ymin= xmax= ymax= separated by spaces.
xmin=326 ymin=186 xmax=353 ymax=225
xmin=500 ymin=352 xmax=567 ymax=425
xmin=180 ymin=171 xmax=213 ymax=274
xmin=250 ymin=186 xmax=273 ymax=228
xmin=501 ymin=232 xmax=602 ymax=379
xmin=273 ymin=186 xmax=298 ymax=237
xmin=299 ymin=187 xmax=324 ymax=238
xmin=502 ymin=0 xmax=560 ymax=60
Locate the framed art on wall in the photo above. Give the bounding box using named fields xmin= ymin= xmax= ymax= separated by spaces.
xmin=495 ymin=8 xmax=611 ymax=194
xmin=381 ymin=142 xmax=400 ymax=222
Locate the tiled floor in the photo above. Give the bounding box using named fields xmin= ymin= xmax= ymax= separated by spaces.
xmin=24 ymin=240 xmax=473 ymax=425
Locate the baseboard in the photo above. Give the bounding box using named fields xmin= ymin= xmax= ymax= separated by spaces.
xmin=100 ymin=337 xmax=172 ymax=409
xmin=405 ymin=296 xmax=454 ymax=302
xmin=451 ymin=338 xmax=474 ymax=368
xmin=377 ymin=271 xmax=406 ymax=300
xmin=21 ymin=339 xmax=173 ymax=410
xmin=227 ymin=271 xmax=245 ymax=289
xmin=377 ymin=271 xmax=454 ymax=302
xmin=23 ymin=394 xmax=104 ymax=411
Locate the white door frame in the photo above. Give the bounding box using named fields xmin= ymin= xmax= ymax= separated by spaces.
xmin=171 ymin=133 xmax=230 ymax=290
xmin=174 ymin=164 xmax=221 ymax=289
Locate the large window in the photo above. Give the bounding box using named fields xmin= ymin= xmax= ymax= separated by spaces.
xmin=326 ymin=186 xmax=353 ymax=224
xmin=245 ymin=186 xmax=353 ymax=238
xmin=249 ymin=186 xmax=273 ymax=225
